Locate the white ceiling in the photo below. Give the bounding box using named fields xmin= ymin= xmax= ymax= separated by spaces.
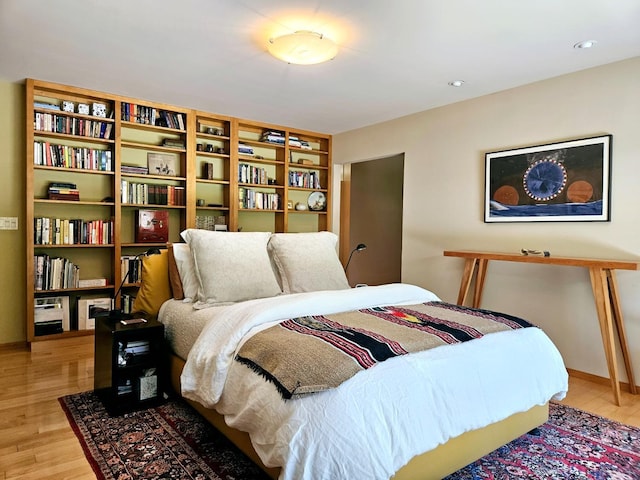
xmin=1 ymin=0 xmax=639 ymax=134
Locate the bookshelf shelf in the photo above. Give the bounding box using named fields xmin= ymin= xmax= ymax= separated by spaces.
xmin=120 ymin=172 xmax=186 ymax=182
xmin=288 ymin=187 xmax=329 ymax=192
xmin=33 ymin=130 xmax=115 ymax=145
xmin=34 ymin=165 xmax=115 ymax=175
xmin=121 ymin=242 xmax=168 ymax=248
xmin=196 ymin=179 xmax=230 ymax=185
xmin=34 ymin=199 xmax=115 ymax=206
xmin=26 ymin=79 xmax=332 ymax=343
xmin=120 ymin=141 xmax=186 ymax=153
xmin=34 ymin=285 xmax=113 ymax=294
xmin=239 ymin=156 xmax=284 ymax=166
xmin=196 ymin=151 xmax=230 ymax=159
xmin=34 ymin=244 xmax=115 ymax=248
xmin=121 ymin=120 xmax=185 ymax=134
xmin=196 ymin=206 xmax=230 ymax=211
xmin=288 ymin=162 xmax=328 ymax=171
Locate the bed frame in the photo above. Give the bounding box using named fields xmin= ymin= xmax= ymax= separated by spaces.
xmin=169 ymin=353 xmax=548 ymax=480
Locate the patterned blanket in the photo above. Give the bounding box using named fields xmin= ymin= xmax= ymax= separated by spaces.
xmin=235 ymin=301 xmax=534 ymax=399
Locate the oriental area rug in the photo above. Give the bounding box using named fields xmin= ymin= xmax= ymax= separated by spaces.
xmin=60 ymin=392 xmax=639 ymax=480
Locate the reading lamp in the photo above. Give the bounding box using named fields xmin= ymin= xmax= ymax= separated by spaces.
xmin=97 ymin=247 xmax=161 ymax=321
xmin=345 ymin=243 xmax=367 ymax=272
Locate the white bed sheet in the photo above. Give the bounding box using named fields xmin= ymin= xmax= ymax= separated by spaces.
xmin=160 ymin=284 xmax=568 ymax=480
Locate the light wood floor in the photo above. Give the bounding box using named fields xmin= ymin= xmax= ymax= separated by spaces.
xmin=0 ymin=336 xmax=639 ymax=480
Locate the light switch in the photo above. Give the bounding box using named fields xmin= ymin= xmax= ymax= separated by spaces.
xmin=0 ymin=217 xmax=18 ymax=230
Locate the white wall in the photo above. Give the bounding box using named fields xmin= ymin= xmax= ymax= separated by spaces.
xmin=332 ymin=57 xmax=640 ymax=384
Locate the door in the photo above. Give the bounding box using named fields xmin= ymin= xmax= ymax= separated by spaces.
xmin=341 ymin=154 xmax=404 ymax=286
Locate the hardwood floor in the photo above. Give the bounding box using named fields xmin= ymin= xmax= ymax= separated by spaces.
xmin=0 ymin=336 xmax=638 ymax=480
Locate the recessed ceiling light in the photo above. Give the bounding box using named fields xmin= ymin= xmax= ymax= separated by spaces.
xmin=267 ymin=30 xmax=338 ymax=65
xmin=574 ymin=40 xmax=597 ymax=49
xmin=448 ymin=80 xmax=465 ymax=87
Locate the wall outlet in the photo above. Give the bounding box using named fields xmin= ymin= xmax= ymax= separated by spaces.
xmin=0 ymin=217 xmax=18 ymax=230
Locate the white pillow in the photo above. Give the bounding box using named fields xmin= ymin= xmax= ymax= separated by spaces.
xmin=268 ymin=231 xmax=350 ymax=294
xmin=181 ymin=229 xmax=282 ymax=307
xmin=171 ymin=243 xmax=199 ymax=302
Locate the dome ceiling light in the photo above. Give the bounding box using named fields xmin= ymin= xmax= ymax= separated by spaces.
xmin=267 ymin=30 xmax=338 ymax=65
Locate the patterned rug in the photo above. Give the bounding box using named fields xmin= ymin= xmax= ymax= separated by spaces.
xmin=60 ymin=392 xmax=639 ymax=480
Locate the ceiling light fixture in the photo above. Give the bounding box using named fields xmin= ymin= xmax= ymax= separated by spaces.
xmin=574 ymin=40 xmax=597 ymax=49
xmin=448 ymin=80 xmax=465 ymax=87
xmin=267 ymin=30 xmax=338 ymax=65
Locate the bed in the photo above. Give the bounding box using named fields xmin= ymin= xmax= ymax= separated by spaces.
xmin=132 ymin=230 xmax=568 ymax=480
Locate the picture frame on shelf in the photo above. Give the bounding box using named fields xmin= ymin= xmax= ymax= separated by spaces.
xmin=78 ymin=297 xmax=111 ymax=330
xmin=484 ymin=135 xmax=612 ymax=223
xmin=34 ymin=296 xmax=70 ymax=334
xmin=147 ymin=153 xmax=178 ymax=176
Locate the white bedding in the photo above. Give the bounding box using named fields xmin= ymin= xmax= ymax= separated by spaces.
xmin=161 ymin=283 xmax=568 ymax=480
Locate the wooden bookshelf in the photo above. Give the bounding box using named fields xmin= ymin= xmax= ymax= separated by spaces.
xmin=25 ymin=78 xmax=332 ymax=342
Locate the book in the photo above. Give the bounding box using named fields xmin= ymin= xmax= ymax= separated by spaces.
xmin=135 ymin=209 xmax=169 ymax=243
xmin=78 ymin=278 xmax=108 ymax=287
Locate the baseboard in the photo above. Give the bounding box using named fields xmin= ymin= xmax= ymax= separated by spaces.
xmin=0 ymin=340 xmax=28 ymax=351
xmin=567 ymin=368 xmax=639 ymax=393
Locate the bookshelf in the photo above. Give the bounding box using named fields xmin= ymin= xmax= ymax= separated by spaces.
xmin=193 ymin=111 xmax=233 ymax=231
xmin=25 ymin=78 xmax=332 ymax=342
xmin=286 ymin=128 xmax=332 ymax=233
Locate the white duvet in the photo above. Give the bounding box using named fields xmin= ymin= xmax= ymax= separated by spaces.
xmin=173 ymin=283 xmax=568 ymax=480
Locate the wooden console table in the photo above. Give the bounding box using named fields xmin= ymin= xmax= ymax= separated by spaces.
xmin=443 ymin=250 xmax=639 ymax=406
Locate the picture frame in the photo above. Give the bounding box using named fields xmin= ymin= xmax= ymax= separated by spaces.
xmin=484 ymin=135 xmax=612 ymax=223
xmin=147 ymin=153 xmax=178 ymax=176
xmin=78 ymin=297 xmax=111 ymax=330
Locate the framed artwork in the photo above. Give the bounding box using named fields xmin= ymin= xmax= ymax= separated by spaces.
xmin=484 ymin=135 xmax=612 ymax=223
xmin=147 ymin=153 xmax=178 ymax=176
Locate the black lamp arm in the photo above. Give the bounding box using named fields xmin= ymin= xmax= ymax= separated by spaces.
xmin=345 ymin=243 xmax=367 ymax=272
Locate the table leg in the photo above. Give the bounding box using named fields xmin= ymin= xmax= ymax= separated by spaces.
xmin=606 ymin=269 xmax=637 ymax=394
xmin=456 ymin=258 xmax=478 ymax=305
xmin=589 ymin=267 xmax=622 ymax=406
xmin=472 ymin=259 xmax=489 ymax=309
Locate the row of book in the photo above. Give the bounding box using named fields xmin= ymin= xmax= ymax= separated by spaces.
xmin=117 ymin=340 xmax=151 ymax=367
xmin=259 ymin=130 xmax=312 ymax=149
xmin=34 ymin=217 xmax=114 ymax=245
xmin=121 ymin=180 xmax=185 ymax=206
xmin=121 ymin=255 xmax=143 ymax=284
xmin=33 ymin=141 xmax=112 ymax=171
xmin=121 ymin=164 xmax=148 ymax=175
xmin=34 ymin=112 xmax=113 ymax=139
xmin=121 ymin=293 xmax=136 ymax=315
xmin=239 ymin=188 xmax=280 ymax=210
xmin=288 ymin=170 xmax=322 ymax=189
xmin=195 ymin=215 xmax=227 ymax=231
xmin=34 ymin=254 xmax=80 ymax=291
xmin=48 ymin=182 xmax=79 ymax=201
xmin=121 ymin=103 xmax=186 ymax=130
xmin=238 ymin=163 xmax=269 ymax=185
xmin=238 ymin=144 xmax=254 ymax=156
xmin=260 ymin=130 xmax=285 ymax=144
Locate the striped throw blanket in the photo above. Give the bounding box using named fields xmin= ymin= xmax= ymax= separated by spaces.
xmin=235 ymin=301 xmax=534 ymax=399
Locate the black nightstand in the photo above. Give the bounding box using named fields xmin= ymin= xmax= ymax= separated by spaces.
xmin=94 ymin=316 xmax=165 ymax=415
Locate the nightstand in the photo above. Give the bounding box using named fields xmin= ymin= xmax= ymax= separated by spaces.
xmin=94 ymin=316 xmax=165 ymax=415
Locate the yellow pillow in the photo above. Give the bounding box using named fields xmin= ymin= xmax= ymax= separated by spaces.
xmin=132 ymin=249 xmax=171 ymax=318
